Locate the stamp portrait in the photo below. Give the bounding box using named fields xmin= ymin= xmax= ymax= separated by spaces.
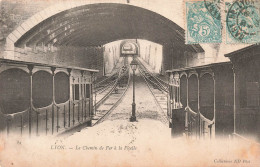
xmin=185 ymin=0 xmax=222 ymax=44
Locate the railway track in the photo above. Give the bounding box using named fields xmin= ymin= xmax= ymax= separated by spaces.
xmin=137 ymin=58 xmax=169 ymax=125
xmin=92 ymin=63 xmax=130 ymax=126
xmin=137 ymin=58 xmax=168 ymax=92
xmin=94 ymin=58 xmax=125 ymax=95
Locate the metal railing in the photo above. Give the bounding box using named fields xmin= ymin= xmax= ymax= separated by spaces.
xmin=3 ymin=98 xmax=92 ymax=137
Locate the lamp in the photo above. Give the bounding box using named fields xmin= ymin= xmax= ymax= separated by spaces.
xmin=130 ymin=58 xmax=138 ymax=71
xmin=130 ymin=57 xmax=138 ymax=122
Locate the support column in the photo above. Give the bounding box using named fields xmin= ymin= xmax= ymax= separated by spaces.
xmin=67 ymin=68 xmax=72 ymax=127
xmin=178 ymin=74 xmax=181 ymax=108
xmin=175 ymin=74 xmax=179 ymax=109
xmin=232 ymin=65 xmax=237 ymax=134
xmin=186 ymin=72 xmax=189 ymax=107
xmin=94 ymin=73 xmax=97 ymax=116
xmin=197 ymin=70 xmax=201 ymax=138
xmin=81 ymin=70 xmax=84 ymax=121
xmin=27 ymin=65 xmax=34 ymax=137
xmin=167 ymin=72 xmax=171 ymax=119
xmin=173 ymin=73 xmax=177 ymax=109
xmin=77 ymin=78 xmax=80 ymax=122
xmin=130 ymin=68 xmax=136 ymax=122
xmin=51 ymin=67 xmax=56 ymax=135
xmin=211 ymin=71 xmax=216 ymax=139
xmin=90 ymin=72 xmax=94 ymax=116
xmin=72 ymin=77 xmax=75 ymax=126
xmin=185 ymin=73 xmax=189 ymax=136
xmin=84 ymin=76 xmax=87 ymax=120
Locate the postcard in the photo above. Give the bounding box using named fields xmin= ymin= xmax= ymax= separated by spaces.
xmin=0 ymin=0 xmax=259 ymax=166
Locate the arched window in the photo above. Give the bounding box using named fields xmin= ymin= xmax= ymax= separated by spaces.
xmin=33 ymin=71 xmax=53 ymax=108
xmin=180 ymin=75 xmax=187 ymax=107
xmin=55 ymin=72 xmax=69 ymax=104
xmin=200 ymin=73 xmax=214 ymax=120
xmin=0 ymin=69 xmax=30 ymax=114
xmin=188 ymin=74 xmax=198 ymax=112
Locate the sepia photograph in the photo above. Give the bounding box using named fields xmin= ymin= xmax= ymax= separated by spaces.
xmin=0 ymin=0 xmax=259 ymax=166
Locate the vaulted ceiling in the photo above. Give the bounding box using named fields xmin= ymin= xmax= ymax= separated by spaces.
xmin=15 ymin=3 xmax=203 ymax=53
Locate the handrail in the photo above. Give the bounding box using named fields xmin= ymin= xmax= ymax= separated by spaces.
xmin=4 ymin=108 xmax=30 ymax=118
xmin=185 ymin=106 xmax=214 ymax=125
xmin=53 ymin=103 xmax=61 ymax=110
xmin=199 ymin=112 xmax=214 ymax=125
xmin=30 ymin=100 xmax=70 ymax=112
xmin=185 ymin=106 xmax=214 ymax=138
xmin=72 ymin=99 xmax=84 ymax=106
xmin=185 ymin=106 xmax=197 ymax=116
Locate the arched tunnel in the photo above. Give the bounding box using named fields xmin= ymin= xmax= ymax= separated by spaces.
xmin=4 ymin=2 xmax=204 ymax=75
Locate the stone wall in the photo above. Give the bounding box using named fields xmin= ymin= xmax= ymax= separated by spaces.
xmin=139 ymin=40 xmax=163 ymax=74
xmin=2 ymin=45 xmax=104 ymax=76
xmin=0 ymin=0 xmax=52 ymax=42
xmin=103 ymin=41 xmax=121 ymax=76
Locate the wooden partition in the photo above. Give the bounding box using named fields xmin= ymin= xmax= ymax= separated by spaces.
xmin=0 ymin=58 xmax=98 ymax=137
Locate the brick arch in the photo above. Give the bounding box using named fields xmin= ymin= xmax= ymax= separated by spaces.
xmin=5 ymin=1 xmax=173 ymax=50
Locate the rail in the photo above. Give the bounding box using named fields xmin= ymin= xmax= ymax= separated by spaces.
xmin=136 ymin=58 xmax=168 ymax=92
xmin=95 ymin=72 xmax=119 ymax=90
xmin=94 ymin=66 xmax=128 ymax=109
xmin=138 ymin=65 xmax=169 ymax=125
xmin=137 ymin=62 xmax=168 ymax=93
xmin=93 ymin=68 xmax=130 ymax=125
xmin=94 ymin=58 xmax=125 ymax=93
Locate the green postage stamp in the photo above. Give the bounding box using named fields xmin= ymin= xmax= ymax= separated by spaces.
xmin=185 ymin=0 xmax=260 ymax=44
xmin=225 ymin=0 xmax=260 ymax=43
xmin=185 ymin=0 xmax=222 ymax=44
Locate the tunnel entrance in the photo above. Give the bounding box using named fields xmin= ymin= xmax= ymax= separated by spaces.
xmin=103 ymin=39 xmax=163 ymax=76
